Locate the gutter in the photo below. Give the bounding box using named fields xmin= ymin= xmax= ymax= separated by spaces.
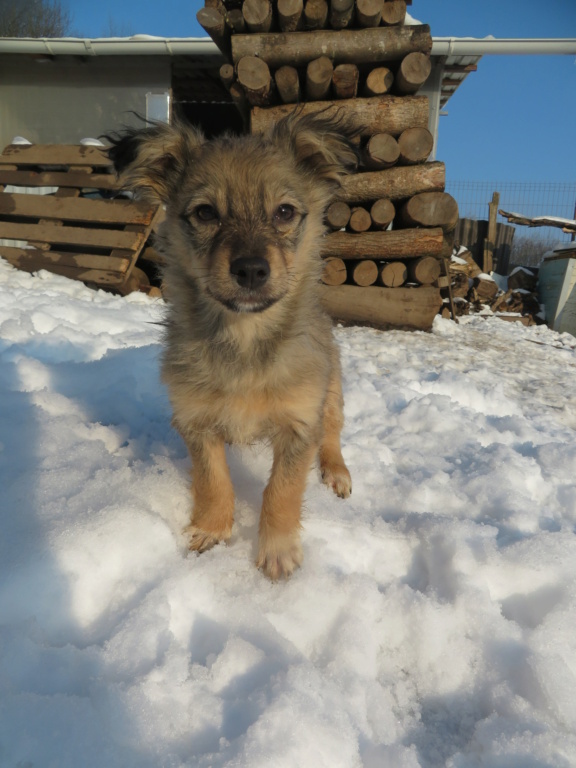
xmin=0 ymin=35 xmax=223 ymax=58
xmin=432 ymin=37 xmax=576 ymax=56
xmin=0 ymin=35 xmax=574 ymax=58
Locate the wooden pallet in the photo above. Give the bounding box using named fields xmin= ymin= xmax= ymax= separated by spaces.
xmin=0 ymin=143 xmax=161 ymax=289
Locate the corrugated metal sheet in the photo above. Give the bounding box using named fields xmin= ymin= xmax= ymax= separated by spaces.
xmin=456 ymin=218 xmax=516 ymax=275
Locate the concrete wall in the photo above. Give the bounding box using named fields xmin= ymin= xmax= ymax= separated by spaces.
xmin=0 ymin=55 xmax=171 ymax=148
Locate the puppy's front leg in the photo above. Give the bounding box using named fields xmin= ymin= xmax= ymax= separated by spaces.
xmin=257 ymin=429 xmax=318 ymax=580
xmin=182 ymin=431 xmax=235 ymax=553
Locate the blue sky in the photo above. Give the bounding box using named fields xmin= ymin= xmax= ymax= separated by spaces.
xmin=68 ymin=0 xmax=576 ymax=184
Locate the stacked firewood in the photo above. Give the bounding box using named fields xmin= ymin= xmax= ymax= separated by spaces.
xmin=198 ymin=0 xmax=457 ymax=330
xmin=442 ymin=248 xmax=541 ymax=325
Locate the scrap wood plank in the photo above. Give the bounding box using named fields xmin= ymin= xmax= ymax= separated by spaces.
xmin=0 ymin=194 xmax=156 ymax=226
xmin=0 ymin=221 xmax=145 ymax=250
xmin=0 ymin=144 xmax=112 ymax=168
xmin=0 ymin=246 xmax=132 ymax=285
xmin=0 ymin=142 xmax=161 ymax=291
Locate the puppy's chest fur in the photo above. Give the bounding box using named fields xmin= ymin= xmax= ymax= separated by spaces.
xmin=163 ymin=310 xmax=333 ymax=444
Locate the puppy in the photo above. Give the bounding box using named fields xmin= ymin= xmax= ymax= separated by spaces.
xmin=108 ymin=112 xmax=359 ymax=579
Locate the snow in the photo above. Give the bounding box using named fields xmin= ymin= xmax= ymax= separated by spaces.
xmin=1 ymin=258 xmax=576 ymax=768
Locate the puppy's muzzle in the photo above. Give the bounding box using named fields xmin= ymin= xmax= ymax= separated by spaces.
xmin=230 ymin=256 xmax=270 ymax=290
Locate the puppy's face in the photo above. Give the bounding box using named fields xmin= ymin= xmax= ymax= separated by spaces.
xmin=172 ymin=140 xmax=321 ymax=313
xmin=108 ymin=113 xmax=359 ymax=313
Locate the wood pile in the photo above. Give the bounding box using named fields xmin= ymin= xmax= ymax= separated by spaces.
xmin=199 ymin=0 xmax=455 ymax=330
xmin=441 ymin=247 xmax=541 ymax=326
xmin=0 ymin=143 xmax=163 ymax=295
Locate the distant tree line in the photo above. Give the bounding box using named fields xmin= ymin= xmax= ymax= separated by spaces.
xmin=0 ymin=0 xmax=71 ymax=37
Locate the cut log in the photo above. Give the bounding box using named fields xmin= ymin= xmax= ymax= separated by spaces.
xmin=408 ymin=256 xmax=441 ymax=285
xmin=363 ymin=133 xmax=400 ymax=170
xmin=322 ymin=256 xmax=347 ymax=285
xmin=356 ymin=0 xmax=384 ymax=27
xmin=395 ymin=52 xmax=432 ymax=94
xmin=231 ymin=24 xmax=433 ymax=67
xmin=351 ymin=259 xmax=379 ymax=286
xmin=349 ymin=206 xmax=372 ymax=233
xmin=363 ymin=66 xmax=394 ymax=97
xmin=326 ymin=201 xmax=351 ymax=230
xmin=473 ymin=275 xmax=498 ymax=301
xmin=338 ymin=161 xmax=445 ymax=204
xmin=370 ymin=198 xmax=395 ymax=230
xmin=237 ymin=56 xmax=274 ymax=106
xmin=322 ymin=227 xmax=444 ymax=260
xmin=397 ymin=192 xmax=459 ymax=233
xmin=320 ymin=283 xmax=443 ymax=330
xmin=219 ymin=63 xmax=235 ymax=90
xmin=381 ymin=0 xmax=407 ymax=25
xmin=275 ymin=65 xmax=301 ymax=103
xmin=226 ymin=9 xmax=246 ymax=33
xmin=329 ymin=0 xmax=355 ymax=28
xmin=332 ymin=63 xmax=359 ymax=100
xmin=242 ymin=0 xmax=273 ymax=32
xmin=379 ymin=260 xmax=407 ymax=287
xmin=196 ymin=7 xmax=230 ymax=57
xmin=303 ymin=0 xmax=328 ymax=29
xmin=397 ymin=126 xmax=434 ymax=165
xmin=278 ymin=0 xmax=303 ymax=31
xmin=251 ymin=95 xmax=429 ymax=137
xmin=306 ymin=56 xmax=333 ymax=101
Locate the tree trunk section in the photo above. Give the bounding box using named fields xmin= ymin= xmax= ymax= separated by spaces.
xmin=237 ymin=56 xmax=274 ymax=107
xmin=337 ymin=161 xmax=445 ymax=204
xmin=250 ymin=95 xmax=429 ymax=137
xmin=349 ymin=206 xmax=372 ymax=233
xmin=332 ymin=63 xmax=359 ymax=99
xmin=322 ymin=256 xmax=347 ymax=285
xmin=242 ymin=0 xmax=273 ymax=32
xmin=363 ymin=133 xmax=400 ymax=169
xmin=326 ymin=201 xmax=351 ymax=230
xmin=395 ymin=52 xmax=432 ymax=94
xmin=381 ymin=0 xmax=407 ymax=25
xmin=322 ymin=227 xmax=444 ymax=260
xmin=231 ymin=24 xmax=432 ymax=67
xmin=370 ymin=198 xmax=395 ymax=229
xmin=304 ymin=0 xmax=328 ymax=29
xmin=306 ymin=56 xmax=333 ymax=100
xmin=397 ymin=126 xmax=434 ymax=164
xmin=196 ymin=7 xmax=230 ymax=57
xmin=356 ymin=0 xmax=383 ymax=27
xmin=379 ymin=260 xmax=407 ymax=286
xmin=397 ymin=192 xmax=459 ymax=232
xmin=351 ymin=259 xmax=379 ymax=286
xmin=363 ymin=66 xmax=394 ymax=97
xmin=329 ymin=0 xmax=355 ymax=28
xmin=320 ymin=283 xmax=443 ymax=330
xmin=275 ymin=65 xmax=301 ymax=103
xmin=278 ymin=0 xmax=303 ymax=31
xmin=409 ymin=255 xmax=441 ymax=285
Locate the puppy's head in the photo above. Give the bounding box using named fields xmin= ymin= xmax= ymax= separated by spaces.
xmin=108 ymin=112 xmax=359 ymax=313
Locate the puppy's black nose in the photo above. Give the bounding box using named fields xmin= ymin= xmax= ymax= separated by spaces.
xmin=230 ymin=257 xmax=270 ymax=289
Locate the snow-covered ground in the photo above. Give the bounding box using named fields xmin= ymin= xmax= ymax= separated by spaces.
xmin=1 ymin=258 xmax=576 ymax=768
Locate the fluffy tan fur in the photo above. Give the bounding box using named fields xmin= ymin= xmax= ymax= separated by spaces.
xmin=108 ymin=112 xmax=359 ymax=579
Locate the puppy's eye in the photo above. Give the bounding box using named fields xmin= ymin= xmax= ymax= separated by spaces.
xmin=274 ymin=204 xmax=296 ymax=223
xmin=195 ymin=204 xmax=219 ymax=222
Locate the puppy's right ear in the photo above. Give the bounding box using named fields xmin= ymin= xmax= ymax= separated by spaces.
xmin=105 ymin=121 xmax=205 ymax=204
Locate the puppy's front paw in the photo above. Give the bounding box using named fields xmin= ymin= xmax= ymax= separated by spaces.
xmin=321 ymin=461 xmax=352 ymax=499
xmin=185 ymin=524 xmax=230 ymax=553
xmin=256 ymin=531 xmax=303 ymax=580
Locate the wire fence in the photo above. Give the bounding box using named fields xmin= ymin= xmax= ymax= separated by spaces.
xmin=445 ymin=181 xmax=576 ymax=267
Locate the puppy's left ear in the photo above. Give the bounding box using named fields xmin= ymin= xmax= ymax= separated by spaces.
xmin=104 ymin=120 xmax=205 ymax=203
xmin=271 ymin=111 xmax=361 ymax=184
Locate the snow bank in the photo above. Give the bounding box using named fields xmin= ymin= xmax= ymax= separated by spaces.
xmin=1 ymin=259 xmax=576 ymax=767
